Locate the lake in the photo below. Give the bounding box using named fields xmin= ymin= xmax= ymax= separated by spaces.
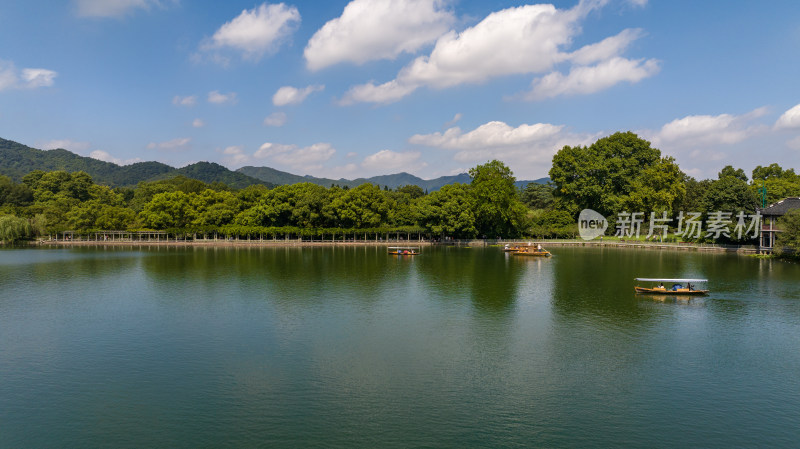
xmin=1 ymin=245 xmax=799 ymax=448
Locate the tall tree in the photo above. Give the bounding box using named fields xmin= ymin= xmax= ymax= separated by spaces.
xmin=549 ymin=132 xmax=681 ymax=217
xmin=469 ymin=160 xmax=527 ymax=238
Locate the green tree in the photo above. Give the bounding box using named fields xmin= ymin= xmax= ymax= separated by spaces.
xmin=416 ymin=183 xmax=476 ymax=238
xmin=702 ymin=168 xmax=758 ymax=214
xmin=549 ymin=132 xmax=678 ymax=217
xmin=469 ymin=160 xmax=528 ymax=238
xmin=775 ymin=209 xmax=800 ymax=258
xmin=139 ymin=191 xmax=195 ymax=229
xmin=328 ymin=183 xmax=392 ymax=228
xmin=0 ymin=175 xmax=33 ymax=207
xmin=750 ymin=163 xmax=800 ymax=206
xmin=0 ymin=215 xmax=33 ymax=243
xmin=518 ymin=182 xmax=554 ymax=210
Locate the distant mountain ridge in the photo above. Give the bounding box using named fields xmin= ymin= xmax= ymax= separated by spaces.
xmin=0 ymin=138 xmax=271 ymax=189
xmin=238 ymin=166 xmax=549 ymax=191
xmin=0 ymin=137 xmax=549 ymax=190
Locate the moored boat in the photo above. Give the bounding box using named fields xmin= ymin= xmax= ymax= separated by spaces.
xmin=634 ymin=278 xmax=709 ymax=295
xmin=388 ymin=246 xmax=420 ymax=255
xmin=512 ymin=244 xmax=551 ymax=257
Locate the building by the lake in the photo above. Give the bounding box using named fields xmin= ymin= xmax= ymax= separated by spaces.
xmin=759 ymin=197 xmax=800 ymax=253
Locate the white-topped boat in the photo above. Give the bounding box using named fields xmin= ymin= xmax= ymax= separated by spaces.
xmin=634 ymin=278 xmax=709 ymax=295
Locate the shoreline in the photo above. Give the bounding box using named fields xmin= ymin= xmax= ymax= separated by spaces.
xmin=34 ymin=238 xmax=759 ymax=254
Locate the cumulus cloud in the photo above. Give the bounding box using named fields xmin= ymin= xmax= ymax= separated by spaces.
xmin=361 ymin=149 xmax=426 ymax=172
xmin=146 ymin=137 xmax=191 ymax=150
xmin=339 ymin=79 xmax=418 ymax=105
xmin=341 ymin=3 xmax=589 ymax=104
xmin=304 ymin=0 xmax=454 ymax=71
xmin=775 ymin=103 xmax=800 ymax=129
xmin=201 ymin=3 xmax=300 ymax=61
xmin=568 ymin=28 xmax=644 ymax=65
xmin=0 ymin=60 xmax=57 ymax=91
xmin=192 ymin=118 xmax=205 ymax=128
xmin=651 ymin=111 xmax=764 ymax=147
xmin=263 ymin=112 xmax=287 ymax=127
xmin=341 ymin=1 xmax=657 ymax=105
xmin=172 ymin=95 xmax=197 ymax=107
xmin=641 ymin=108 xmax=774 ymax=178
xmin=272 ymin=85 xmax=324 ymax=106
xmin=410 ymin=120 xmax=594 ymax=177
xmin=525 ymin=57 xmax=659 ymax=100
xmin=254 ymin=142 xmax=336 ymax=171
xmin=39 ymin=139 xmax=91 ymax=152
xmin=208 ymin=90 xmax=237 ymax=104
xmin=74 ymin=0 xmax=167 ymax=18
xmin=89 ymin=150 xmax=143 ymax=165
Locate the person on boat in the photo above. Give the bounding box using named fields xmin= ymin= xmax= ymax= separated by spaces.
xmin=672 ymin=284 xmax=682 ymax=291
xmin=687 ymin=283 xmax=693 ymax=291
xmin=537 ymin=244 xmax=542 ymax=251
xmin=658 ymin=283 xmax=664 ymax=289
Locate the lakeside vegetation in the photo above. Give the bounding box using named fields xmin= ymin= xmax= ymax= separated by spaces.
xmin=2 ymin=132 xmax=800 ymax=255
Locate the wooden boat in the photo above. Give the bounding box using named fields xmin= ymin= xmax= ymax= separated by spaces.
xmin=512 ymin=246 xmax=551 ymax=257
xmin=634 ymin=278 xmax=709 ymax=295
xmin=388 ymin=246 xmax=420 ymax=255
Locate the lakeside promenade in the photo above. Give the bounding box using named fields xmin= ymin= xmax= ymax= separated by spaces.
xmin=37 ymin=236 xmax=759 ymax=254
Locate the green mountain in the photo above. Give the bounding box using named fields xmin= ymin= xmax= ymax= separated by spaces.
xmin=1 ymin=137 xmax=549 ymax=191
xmin=146 ymin=161 xmax=271 ymax=189
xmin=238 ymin=166 xmax=474 ymax=191
xmin=239 ymin=165 xmax=549 ymax=191
xmin=0 ymin=138 xmax=270 ymax=188
xmin=0 ymin=137 xmax=174 ymax=185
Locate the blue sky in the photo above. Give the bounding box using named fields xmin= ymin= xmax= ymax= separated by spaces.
xmin=1 ymin=0 xmax=799 ymax=181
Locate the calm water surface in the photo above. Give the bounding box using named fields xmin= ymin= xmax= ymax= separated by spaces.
xmin=1 ymin=246 xmax=799 ymax=447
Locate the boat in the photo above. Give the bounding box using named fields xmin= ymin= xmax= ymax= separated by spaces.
xmin=512 ymin=245 xmax=551 ymax=257
xmin=388 ymin=246 xmax=420 ymax=255
xmin=634 ymin=278 xmax=708 ymax=295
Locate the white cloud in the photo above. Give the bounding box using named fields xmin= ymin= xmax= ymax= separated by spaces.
xmin=410 ymin=120 xmax=594 ymax=178
xmin=146 ymin=137 xmax=191 ymax=150
xmin=652 ymin=112 xmax=759 ymax=147
xmin=272 ymin=85 xmax=324 ymax=106
xmin=339 ymin=79 xmax=419 ymax=105
xmin=304 ymin=0 xmax=455 ymax=71
xmin=38 ymin=139 xmax=91 ymax=152
xmin=254 ymin=142 xmax=336 ymax=172
xmin=21 ymin=69 xmax=58 ymax=88
xmin=0 ymin=60 xmax=57 ymax=91
xmin=525 ymin=57 xmax=659 ymax=101
xmin=172 ymin=95 xmax=197 ymax=107
xmin=775 ymin=103 xmax=800 ymax=129
xmin=208 ymin=90 xmax=237 ymax=104
xmin=74 ymin=0 xmax=165 ymax=18
xmin=202 ymin=3 xmax=300 ymax=61
xmin=89 ymin=150 xmax=143 ymax=165
xmin=361 ymin=149 xmax=426 ymax=172
xmin=192 ymin=118 xmax=205 ymax=128
xmin=568 ymin=28 xmax=643 ymax=65
xmin=263 ymin=112 xmax=287 ymax=127
xmin=340 ymin=1 xmax=656 ymax=105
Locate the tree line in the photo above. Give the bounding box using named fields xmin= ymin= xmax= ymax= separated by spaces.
xmin=2 ymin=132 xmax=799 ymax=252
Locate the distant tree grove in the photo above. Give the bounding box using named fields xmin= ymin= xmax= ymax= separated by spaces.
xmin=1 ymin=132 xmax=799 ymax=245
